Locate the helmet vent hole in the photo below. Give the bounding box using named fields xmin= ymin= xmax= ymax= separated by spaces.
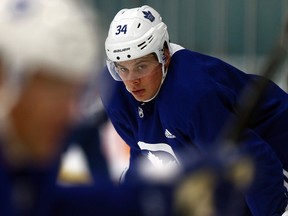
xmin=148 ymin=35 xmax=154 ymax=43
xmin=117 ymin=56 xmax=120 ymax=60
xmin=138 ymin=41 xmax=147 ymax=50
xmin=127 ymin=55 xmax=131 ymax=58
xmin=138 ymin=41 xmax=146 ymax=47
xmin=137 ymin=23 xmax=141 ymax=28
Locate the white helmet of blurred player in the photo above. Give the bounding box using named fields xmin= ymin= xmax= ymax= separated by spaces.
xmin=0 ymin=0 xmax=101 ymax=119
xmin=105 ymin=5 xmax=170 ymax=81
xmin=0 ymin=0 xmax=100 ymax=81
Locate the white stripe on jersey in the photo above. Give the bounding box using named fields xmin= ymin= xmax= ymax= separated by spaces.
xmin=138 ymin=141 xmax=180 ymax=164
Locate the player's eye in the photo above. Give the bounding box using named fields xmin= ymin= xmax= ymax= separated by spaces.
xmin=136 ymin=64 xmax=148 ymax=73
xmin=117 ymin=67 xmax=128 ymax=74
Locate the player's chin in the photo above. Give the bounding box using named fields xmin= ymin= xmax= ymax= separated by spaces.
xmin=132 ymin=90 xmax=147 ymax=101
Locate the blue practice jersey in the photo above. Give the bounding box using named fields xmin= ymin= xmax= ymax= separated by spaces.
xmin=100 ymin=48 xmax=288 ymax=215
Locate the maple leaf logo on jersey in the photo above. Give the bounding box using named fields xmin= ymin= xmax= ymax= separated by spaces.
xmin=147 ymin=152 xmax=177 ymax=170
xmin=143 ymin=11 xmax=155 ymax=22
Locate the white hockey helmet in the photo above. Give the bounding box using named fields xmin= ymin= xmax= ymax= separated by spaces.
xmin=0 ymin=0 xmax=100 ymax=81
xmin=105 ymin=5 xmax=170 ymax=81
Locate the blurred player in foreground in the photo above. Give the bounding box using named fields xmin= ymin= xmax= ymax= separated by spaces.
xmin=101 ymin=5 xmax=288 ymax=215
xmin=0 ymin=0 xmax=111 ymax=215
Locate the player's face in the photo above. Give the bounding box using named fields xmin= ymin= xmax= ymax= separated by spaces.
xmin=116 ymin=54 xmax=163 ymax=102
xmin=9 ymin=69 xmax=83 ymax=166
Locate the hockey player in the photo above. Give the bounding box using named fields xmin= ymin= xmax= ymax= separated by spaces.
xmin=101 ymin=5 xmax=288 ymax=215
xmin=0 ymin=0 xmax=104 ymax=215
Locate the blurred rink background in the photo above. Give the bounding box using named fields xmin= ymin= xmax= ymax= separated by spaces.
xmin=58 ymin=0 xmax=288 ymax=184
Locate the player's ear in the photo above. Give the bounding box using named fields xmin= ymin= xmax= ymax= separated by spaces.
xmin=163 ymin=46 xmax=171 ymax=66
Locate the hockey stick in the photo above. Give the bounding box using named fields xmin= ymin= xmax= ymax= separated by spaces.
xmin=219 ymin=16 xmax=288 ymax=144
